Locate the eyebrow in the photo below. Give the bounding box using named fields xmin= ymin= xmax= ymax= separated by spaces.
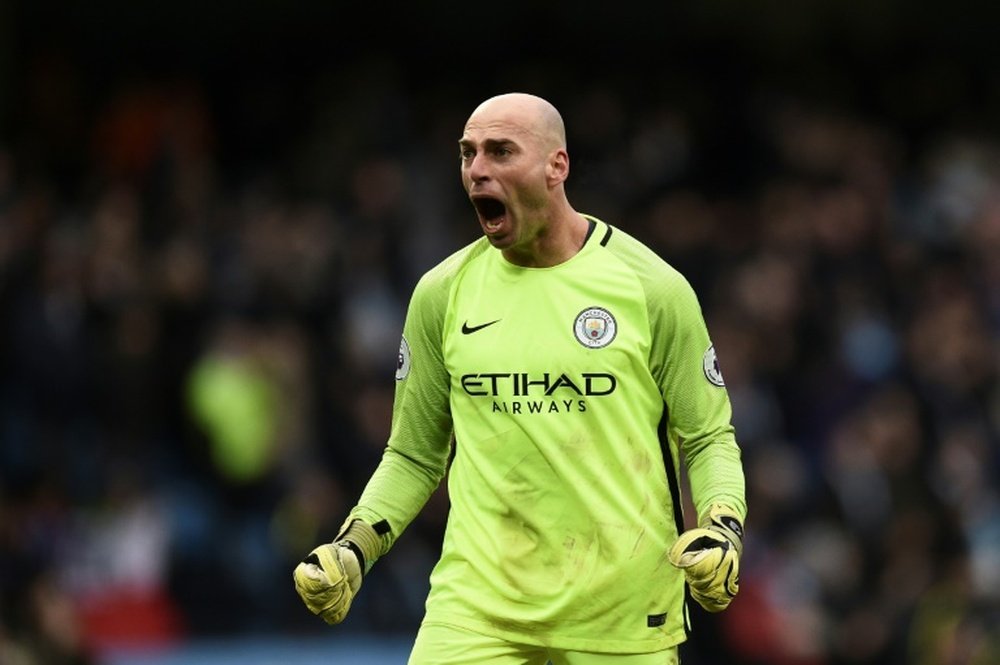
xmin=458 ymin=138 xmax=516 ymax=150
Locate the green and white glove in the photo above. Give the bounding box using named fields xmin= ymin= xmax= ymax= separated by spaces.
xmin=292 ymin=519 xmax=382 ymax=625
xmin=668 ymin=503 xmax=744 ymax=612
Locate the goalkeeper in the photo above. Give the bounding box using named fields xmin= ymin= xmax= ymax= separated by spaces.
xmin=294 ymin=92 xmax=746 ymax=664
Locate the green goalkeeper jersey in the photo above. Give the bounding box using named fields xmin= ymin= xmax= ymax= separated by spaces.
xmin=350 ymin=216 xmax=746 ymax=653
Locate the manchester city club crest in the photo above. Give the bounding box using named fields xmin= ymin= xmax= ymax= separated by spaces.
xmin=574 ymin=307 xmax=617 ymax=349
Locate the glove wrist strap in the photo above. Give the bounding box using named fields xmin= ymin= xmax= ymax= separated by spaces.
xmin=336 ymin=520 xmax=382 ymax=575
xmin=701 ymin=503 xmax=745 ymax=554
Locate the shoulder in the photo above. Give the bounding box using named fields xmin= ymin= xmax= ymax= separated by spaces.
xmin=410 ymin=237 xmax=492 ymax=305
xmin=590 ymin=219 xmax=710 ymax=349
xmin=589 ymin=216 xmax=692 ymax=297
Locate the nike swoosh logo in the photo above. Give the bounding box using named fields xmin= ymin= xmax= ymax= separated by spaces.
xmin=461 ymin=319 xmax=501 ymax=334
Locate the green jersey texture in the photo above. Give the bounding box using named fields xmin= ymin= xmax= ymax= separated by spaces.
xmin=351 ymin=216 xmax=746 ymax=653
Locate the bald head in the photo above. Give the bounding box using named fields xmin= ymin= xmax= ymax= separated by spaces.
xmin=459 ymin=92 xmax=583 ymax=266
xmin=466 ymin=93 xmax=566 ymax=153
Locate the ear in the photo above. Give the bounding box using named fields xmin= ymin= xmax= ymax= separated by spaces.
xmin=546 ymin=148 xmax=570 ymax=186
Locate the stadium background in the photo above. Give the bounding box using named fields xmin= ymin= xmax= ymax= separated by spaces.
xmin=1 ymin=1 xmax=998 ymax=663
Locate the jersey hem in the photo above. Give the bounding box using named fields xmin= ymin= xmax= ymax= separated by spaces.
xmin=420 ymin=613 xmax=687 ymax=654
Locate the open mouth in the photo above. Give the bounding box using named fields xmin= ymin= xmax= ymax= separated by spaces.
xmin=472 ymin=196 xmax=507 ymax=233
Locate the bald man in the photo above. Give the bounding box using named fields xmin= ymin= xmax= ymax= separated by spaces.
xmin=294 ymin=93 xmax=747 ymax=664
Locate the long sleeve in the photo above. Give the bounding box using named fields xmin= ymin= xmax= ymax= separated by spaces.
xmin=349 ymin=265 xmax=456 ymax=552
xmin=642 ymin=258 xmax=746 ymax=522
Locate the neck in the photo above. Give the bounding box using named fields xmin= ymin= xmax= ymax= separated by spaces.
xmin=502 ymin=205 xmax=589 ymax=268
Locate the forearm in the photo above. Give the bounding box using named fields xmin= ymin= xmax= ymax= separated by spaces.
xmin=349 ymin=439 xmax=450 ymax=556
xmin=682 ymin=426 xmax=746 ymax=521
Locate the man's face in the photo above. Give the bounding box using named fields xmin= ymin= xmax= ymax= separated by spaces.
xmin=458 ymin=109 xmax=553 ymax=254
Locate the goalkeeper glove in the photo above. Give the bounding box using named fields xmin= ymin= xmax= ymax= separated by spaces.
xmin=292 ymin=519 xmax=382 ymax=625
xmin=668 ymin=503 xmax=744 ymax=612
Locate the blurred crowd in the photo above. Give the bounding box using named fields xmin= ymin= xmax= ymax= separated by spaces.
xmin=1 ymin=49 xmax=999 ymax=665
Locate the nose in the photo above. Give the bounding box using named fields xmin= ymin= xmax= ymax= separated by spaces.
xmin=465 ymin=153 xmax=490 ymax=183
